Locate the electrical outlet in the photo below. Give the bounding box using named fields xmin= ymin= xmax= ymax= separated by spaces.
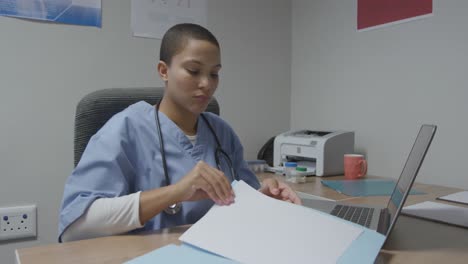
xmin=0 ymin=205 xmax=37 ymax=241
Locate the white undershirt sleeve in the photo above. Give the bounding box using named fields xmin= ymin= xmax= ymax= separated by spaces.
xmin=61 ymin=191 xmax=144 ymax=242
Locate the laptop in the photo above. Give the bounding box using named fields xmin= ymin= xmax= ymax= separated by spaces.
xmin=302 ymin=124 xmax=437 ymax=238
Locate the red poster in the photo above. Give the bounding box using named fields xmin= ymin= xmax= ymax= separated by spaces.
xmin=358 ymin=0 xmax=432 ymax=30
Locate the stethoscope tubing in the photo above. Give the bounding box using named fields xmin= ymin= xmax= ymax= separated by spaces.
xmin=155 ymin=100 xmax=238 ymax=215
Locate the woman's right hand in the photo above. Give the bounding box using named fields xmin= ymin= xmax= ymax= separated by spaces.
xmin=175 ymin=161 xmax=235 ymax=205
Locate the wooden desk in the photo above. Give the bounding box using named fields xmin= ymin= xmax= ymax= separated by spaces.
xmin=16 ymin=173 xmax=468 ymax=264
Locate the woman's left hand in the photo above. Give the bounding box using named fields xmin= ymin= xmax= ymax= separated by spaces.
xmin=258 ymin=178 xmax=302 ymax=205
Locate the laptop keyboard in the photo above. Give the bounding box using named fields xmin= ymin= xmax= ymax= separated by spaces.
xmin=330 ymin=205 xmax=374 ymax=228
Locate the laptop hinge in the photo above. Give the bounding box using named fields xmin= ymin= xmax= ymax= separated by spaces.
xmin=376 ymin=209 xmax=390 ymax=235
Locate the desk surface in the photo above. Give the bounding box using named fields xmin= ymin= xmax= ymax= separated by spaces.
xmin=16 ymin=173 xmax=468 ymax=264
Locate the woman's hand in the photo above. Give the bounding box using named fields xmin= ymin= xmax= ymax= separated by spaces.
xmin=258 ymin=178 xmax=302 ymax=205
xmin=175 ymin=161 xmax=235 ymax=205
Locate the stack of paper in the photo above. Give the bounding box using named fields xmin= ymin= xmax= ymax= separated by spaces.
xmin=180 ymin=181 xmax=364 ymax=264
xmin=437 ymin=191 xmax=468 ymax=205
xmin=402 ymin=201 xmax=468 ymax=228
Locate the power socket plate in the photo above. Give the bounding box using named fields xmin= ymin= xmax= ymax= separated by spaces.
xmin=0 ymin=205 xmax=37 ymax=241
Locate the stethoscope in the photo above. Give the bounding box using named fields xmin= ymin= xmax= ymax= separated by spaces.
xmin=155 ymin=102 xmax=238 ymax=215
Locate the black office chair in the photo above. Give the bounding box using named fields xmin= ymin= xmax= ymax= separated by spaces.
xmin=74 ymin=87 xmax=220 ymax=167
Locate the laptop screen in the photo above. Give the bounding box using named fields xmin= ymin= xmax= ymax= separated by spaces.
xmin=385 ymin=125 xmax=436 ymax=236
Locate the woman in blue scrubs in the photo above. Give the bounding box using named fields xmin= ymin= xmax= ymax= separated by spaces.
xmin=58 ymin=23 xmax=301 ymax=242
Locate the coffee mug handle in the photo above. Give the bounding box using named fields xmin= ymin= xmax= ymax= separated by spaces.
xmin=358 ymin=160 xmax=367 ymax=178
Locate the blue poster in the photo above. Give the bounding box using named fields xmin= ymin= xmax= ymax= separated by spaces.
xmin=0 ymin=0 xmax=101 ymax=27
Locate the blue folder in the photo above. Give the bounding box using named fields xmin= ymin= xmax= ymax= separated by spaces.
xmin=321 ymin=179 xmax=425 ymax=196
xmin=124 ymin=243 xmax=238 ymax=264
xmin=125 ymin=232 xmax=384 ymax=264
xmin=125 ymin=179 xmax=387 ymax=264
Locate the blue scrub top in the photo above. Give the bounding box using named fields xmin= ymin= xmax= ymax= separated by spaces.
xmin=58 ymin=101 xmax=260 ymax=241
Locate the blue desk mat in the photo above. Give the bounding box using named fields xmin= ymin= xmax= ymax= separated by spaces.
xmin=321 ymin=179 xmax=425 ymax=196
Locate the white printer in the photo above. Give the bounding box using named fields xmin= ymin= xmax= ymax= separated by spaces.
xmin=273 ymin=130 xmax=354 ymax=176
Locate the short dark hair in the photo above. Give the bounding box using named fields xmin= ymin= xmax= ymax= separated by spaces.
xmin=159 ymin=23 xmax=219 ymax=65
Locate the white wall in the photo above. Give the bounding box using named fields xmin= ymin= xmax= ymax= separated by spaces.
xmin=292 ymin=0 xmax=468 ymax=189
xmin=207 ymin=0 xmax=291 ymax=160
xmin=0 ymin=0 xmax=291 ymax=262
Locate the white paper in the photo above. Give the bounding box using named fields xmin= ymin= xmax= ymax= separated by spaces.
xmin=438 ymin=191 xmax=468 ymax=205
xmin=403 ymin=201 xmax=468 ymax=228
xmin=131 ymin=0 xmax=207 ymax=39
xmin=180 ymin=181 xmax=363 ymax=264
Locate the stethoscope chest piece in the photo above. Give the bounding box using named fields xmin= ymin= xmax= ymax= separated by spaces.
xmin=164 ymin=202 xmax=182 ymax=215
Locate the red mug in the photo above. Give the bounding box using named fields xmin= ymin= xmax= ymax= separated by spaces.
xmin=344 ymin=154 xmax=367 ymax=180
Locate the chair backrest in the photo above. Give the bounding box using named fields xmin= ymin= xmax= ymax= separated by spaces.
xmin=74 ymin=87 xmax=220 ymax=167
